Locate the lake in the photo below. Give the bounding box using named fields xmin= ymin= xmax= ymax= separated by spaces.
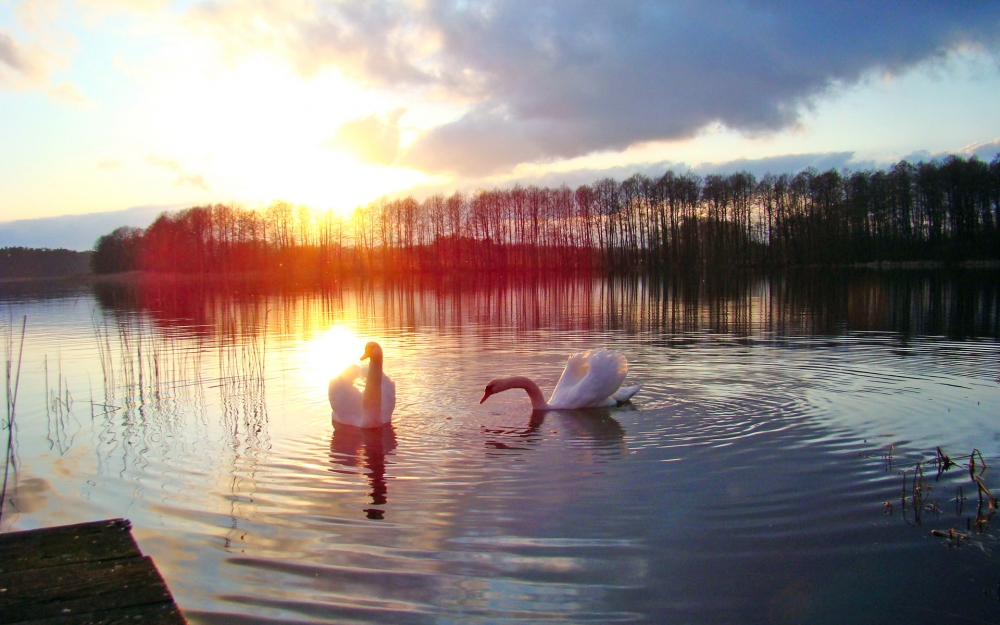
xmin=2 ymin=269 xmax=999 ymax=624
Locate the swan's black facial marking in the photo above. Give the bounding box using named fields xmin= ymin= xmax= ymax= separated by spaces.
xmin=480 ymin=383 xmax=496 ymax=404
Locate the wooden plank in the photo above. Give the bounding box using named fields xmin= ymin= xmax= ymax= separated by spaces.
xmin=0 ymin=556 xmax=174 ymax=623
xmin=0 ymin=519 xmax=187 ymax=625
xmin=0 ymin=520 xmax=140 ymax=575
xmin=14 ymin=602 xmax=186 ymax=625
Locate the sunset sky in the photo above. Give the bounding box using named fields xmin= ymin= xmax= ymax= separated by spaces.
xmin=2 ymin=1 xmax=1000 ymax=223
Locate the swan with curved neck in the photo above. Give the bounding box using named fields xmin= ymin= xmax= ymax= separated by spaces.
xmin=480 ymin=349 xmax=640 ymax=410
xmin=329 ymin=341 xmax=396 ymax=428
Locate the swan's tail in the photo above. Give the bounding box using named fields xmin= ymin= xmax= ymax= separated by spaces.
xmin=612 ymin=385 xmax=641 ymax=404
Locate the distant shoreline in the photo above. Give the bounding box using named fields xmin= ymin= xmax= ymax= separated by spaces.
xmin=76 ymin=260 xmax=1000 ymax=284
xmin=849 ymin=260 xmax=1000 ymax=270
xmin=3 ymin=260 xmax=999 ymax=290
xmin=0 ymin=273 xmax=93 ymax=286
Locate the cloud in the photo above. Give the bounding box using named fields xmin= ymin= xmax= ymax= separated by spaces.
xmin=1 ymin=25 xmax=81 ymax=102
xmin=96 ymin=158 xmax=123 ymax=170
xmin=77 ymin=0 xmax=171 ymax=14
xmin=14 ymin=0 xmax=62 ymax=32
xmin=691 ymin=152 xmax=870 ymax=178
xmin=0 ymin=29 xmax=49 ymax=88
xmin=175 ymin=173 xmax=211 ymax=191
xmin=145 ymin=154 xmax=212 ymax=191
xmin=5 ymin=1 xmax=165 ymax=96
xmin=958 ymin=138 xmax=1000 ymax=162
xmin=323 ymin=108 xmax=405 ymax=165
xmin=394 ymin=151 xmax=874 ymax=203
xmin=145 ymin=154 xmax=181 ymax=170
xmin=186 ymin=2 xmax=433 ymax=83
xmin=47 ymin=80 xmax=89 ymax=104
xmin=901 ymin=140 xmax=1000 ymax=165
xmin=185 ymin=1 xmax=1000 ymax=176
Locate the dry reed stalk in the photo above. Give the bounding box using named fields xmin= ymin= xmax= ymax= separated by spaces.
xmin=1 ymin=315 xmax=26 ymax=525
xmin=913 ymin=461 xmax=926 ymax=524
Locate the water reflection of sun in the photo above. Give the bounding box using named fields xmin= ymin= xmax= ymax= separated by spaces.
xmin=300 ymin=325 xmax=367 ymax=391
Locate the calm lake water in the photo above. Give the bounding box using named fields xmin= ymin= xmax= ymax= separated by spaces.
xmin=2 ymin=270 xmax=999 ymax=624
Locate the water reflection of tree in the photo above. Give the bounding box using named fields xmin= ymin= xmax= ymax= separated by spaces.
xmin=368 ymin=271 xmax=998 ymax=339
xmin=93 ymin=269 xmax=998 ymax=341
xmin=328 ymin=423 xmax=397 ymax=520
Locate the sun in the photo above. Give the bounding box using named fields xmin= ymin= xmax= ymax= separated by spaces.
xmin=132 ymin=44 xmax=432 ymax=216
xmin=299 ymin=325 xmax=368 ymax=391
xmin=226 ymin=153 xmax=428 ymax=218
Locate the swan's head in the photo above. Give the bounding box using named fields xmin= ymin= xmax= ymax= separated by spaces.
xmin=480 ymin=378 xmax=504 ymax=403
xmin=361 ymin=341 xmax=382 ymax=361
xmin=480 ymin=376 xmax=546 ymax=410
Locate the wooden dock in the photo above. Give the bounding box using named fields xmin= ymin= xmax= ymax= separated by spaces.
xmin=0 ymin=518 xmax=187 ymax=624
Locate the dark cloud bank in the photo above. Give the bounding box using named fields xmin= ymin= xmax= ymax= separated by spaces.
xmin=194 ymin=1 xmax=1000 ymax=175
xmin=397 ymin=144 xmax=1000 ymax=206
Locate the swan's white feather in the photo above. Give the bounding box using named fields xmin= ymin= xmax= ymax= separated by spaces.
xmin=329 ymin=364 xmax=396 ymax=427
xmin=547 ymin=349 xmax=629 ymax=409
xmin=612 ymin=384 xmax=641 ymax=403
xmin=329 ymin=365 xmax=363 ymax=421
xmin=380 ymin=376 xmax=397 ymax=422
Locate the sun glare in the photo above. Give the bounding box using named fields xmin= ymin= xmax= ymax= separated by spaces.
xmin=129 ymin=42 xmax=431 ymax=215
xmin=299 ymin=325 xmax=368 ymax=391
xmin=223 ymin=152 xmax=428 ymax=218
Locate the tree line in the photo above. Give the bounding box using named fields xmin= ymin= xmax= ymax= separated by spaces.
xmin=91 ymin=154 xmax=1000 ymax=276
xmin=0 ymin=247 xmax=92 ymax=280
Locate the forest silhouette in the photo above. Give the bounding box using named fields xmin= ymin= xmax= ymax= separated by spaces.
xmin=0 ymin=247 xmax=92 ymax=280
xmin=91 ymin=155 xmax=1000 ymax=278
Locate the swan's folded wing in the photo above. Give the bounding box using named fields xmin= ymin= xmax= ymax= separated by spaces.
xmin=549 ymin=349 xmax=628 ymax=408
xmin=337 ymin=364 xmax=362 ymax=382
xmin=329 ymin=365 xmax=363 ymax=419
xmin=381 ymin=374 xmax=397 ymax=422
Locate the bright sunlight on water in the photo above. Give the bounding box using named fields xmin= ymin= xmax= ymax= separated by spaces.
xmin=1 ymin=271 xmax=999 ymax=624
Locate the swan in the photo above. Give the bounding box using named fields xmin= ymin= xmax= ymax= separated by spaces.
xmin=329 ymin=341 xmax=396 ymax=428
xmin=480 ymin=349 xmax=640 ymax=410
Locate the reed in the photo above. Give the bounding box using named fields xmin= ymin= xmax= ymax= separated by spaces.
xmin=1 ymin=315 xmax=26 ymax=525
xmin=900 ymin=446 xmax=997 ymax=541
xmin=88 ymin=288 xmax=271 ymax=484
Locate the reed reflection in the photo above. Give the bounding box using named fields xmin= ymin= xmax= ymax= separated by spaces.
xmin=44 ymin=355 xmax=80 ymax=456
xmin=89 ymin=295 xmax=270 ymax=504
xmin=328 ymin=423 xmax=397 ymax=520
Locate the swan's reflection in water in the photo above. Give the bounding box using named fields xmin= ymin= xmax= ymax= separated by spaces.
xmin=483 ymin=407 xmax=629 ymax=457
xmin=328 ymin=423 xmax=397 ymax=519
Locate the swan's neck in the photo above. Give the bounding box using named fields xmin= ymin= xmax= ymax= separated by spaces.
xmin=501 ymin=376 xmax=550 ymax=411
xmin=362 ymin=356 xmax=383 ymax=423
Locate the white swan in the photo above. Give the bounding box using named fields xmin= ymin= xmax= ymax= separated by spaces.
xmin=480 ymin=349 xmax=640 ymax=410
xmin=329 ymin=341 xmax=396 ymax=428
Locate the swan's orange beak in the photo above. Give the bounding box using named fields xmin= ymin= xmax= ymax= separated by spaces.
xmin=480 ymin=388 xmax=492 ymax=404
xmin=361 ymin=345 xmax=372 ymax=361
